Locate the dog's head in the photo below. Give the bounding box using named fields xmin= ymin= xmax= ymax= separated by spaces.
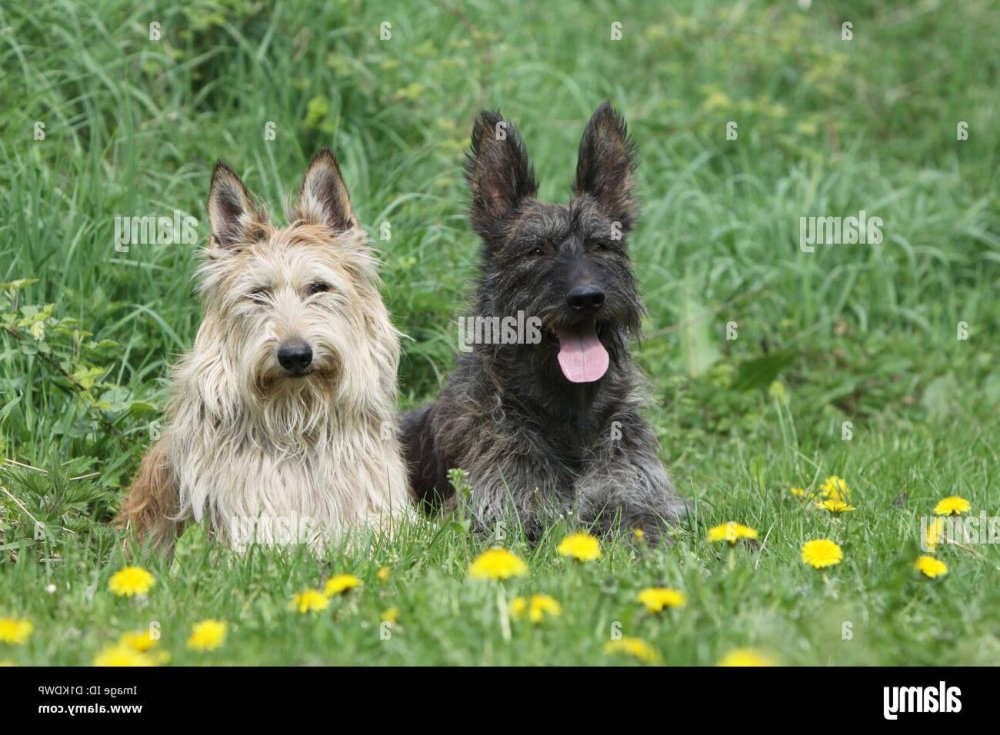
xmin=466 ymin=102 xmax=643 ymax=384
xmin=197 ymin=150 xmax=396 ymax=417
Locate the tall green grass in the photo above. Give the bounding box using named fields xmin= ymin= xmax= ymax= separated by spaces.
xmin=0 ymin=0 xmax=998 ymax=665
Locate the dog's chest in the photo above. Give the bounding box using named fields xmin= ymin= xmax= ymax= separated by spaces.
xmin=175 ymin=439 xmax=371 ymax=547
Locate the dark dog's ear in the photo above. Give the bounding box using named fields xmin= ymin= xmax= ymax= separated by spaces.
xmin=208 ymin=162 xmax=269 ymax=248
xmin=574 ymin=102 xmax=637 ymax=231
xmin=466 ymin=111 xmax=538 ymax=241
xmin=296 ymin=149 xmax=357 ymax=233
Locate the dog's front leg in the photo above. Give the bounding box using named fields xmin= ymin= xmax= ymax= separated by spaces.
xmin=574 ymin=418 xmax=687 ymax=543
xmin=465 ymin=450 xmax=571 ymax=543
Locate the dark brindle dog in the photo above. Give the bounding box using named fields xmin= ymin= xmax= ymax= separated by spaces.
xmin=402 ymin=102 xmax=686 ymax=542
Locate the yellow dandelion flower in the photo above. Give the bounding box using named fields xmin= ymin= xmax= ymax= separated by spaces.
xmin=603 ymin=637 xmax=660 ymax=664
xmin=637 ymin=588 xmax=687 ymax=613
xmin=801 ymin=539 xmax=843 ymax=569
xmin=701 ymin=90 xmax=733 ymax=113
xmin=468 ymin=548 xmax=528 ymax=581
xmin=915 ymin=555 xmax=948 ymax=579
xmin=817 ymin=499 xmax=856 ymax=514
xmin=187 ymin=619 xmax=227 ymax=651
xmin=108 ymin=566 xmax=155 ymax=597
xmin=527 ymin=595 xmax=562 ymax=622
xmin=707 ymin=522 xmax=758 ymax=544
xmin=0 ymin=618 xmax=33 ymax=645
xmin=323 ymin=574 xmax=362 ymax=596
xmin=381 ymin=608 xmax=400 ymax=624
xmin=934 ymin=496 xmax=970 ymax=516
xmin=93 ymin=644 xmax=156 ymax=667
xmin=556 ymin=533 xmax=602 ymax=562
xmin=718 ymin=648 xmax=775 ymax=666
xmin=633 ymin=528 xmax=645 ymax=541
xmin=119 ymin=629 xmax=158 ymax=652
xmin=377 ymin=566 xmax=391 ymax=583
xmin=292 ymin=588 xmax=330 ymax=613
xmin=820 ymin=476 xmax=851 ymax=502
xmin=924 ymin=517 xmax=947 ymax=550
xmin=510 ymin=594 xmax=562 ymax=623
xmin=790 ymin=486 xmax=809 ymax=497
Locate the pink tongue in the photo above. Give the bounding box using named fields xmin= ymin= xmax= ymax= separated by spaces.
xmin=555 ymin=328 xmax=609 ymax=383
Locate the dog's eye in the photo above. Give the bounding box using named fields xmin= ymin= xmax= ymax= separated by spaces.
xmin=248 ymin=287 xmax=271 ymax=302
xmin=308 ymin=281 xmax=330 ymax=295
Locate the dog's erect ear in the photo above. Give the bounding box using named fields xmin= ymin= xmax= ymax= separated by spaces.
xmin=466 ymin=110 xmax=538 ymax=241
xmin=208 ymin=162 xmax=269 ymax=248
xmin=296 ymin=149 xmax=356 ymax=233
xmin=574 ymin=102 xmax=638 ymax=230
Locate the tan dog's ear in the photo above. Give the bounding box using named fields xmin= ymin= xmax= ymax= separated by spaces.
xmin=296 ymin=149 xmax=356 ymax=232
xmin=207 ymin=162 xmax=269 ymax=248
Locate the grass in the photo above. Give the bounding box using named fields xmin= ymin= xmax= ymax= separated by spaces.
xmin=1 ymin=0 xmax=999 ymax=665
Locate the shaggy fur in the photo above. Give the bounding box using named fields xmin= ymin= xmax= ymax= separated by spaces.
xmin=401 ymin=102 xmax=686 ymax=542
xmin=116 ymin=150 xmax=411 ymax=552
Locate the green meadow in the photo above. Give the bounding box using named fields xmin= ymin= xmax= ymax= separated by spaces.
xmin=0 ymin=0 xmax=998 ymax=665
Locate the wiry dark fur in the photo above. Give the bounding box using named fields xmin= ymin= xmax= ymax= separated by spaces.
xmin=402 ymin=102 xmax=686 ymax=542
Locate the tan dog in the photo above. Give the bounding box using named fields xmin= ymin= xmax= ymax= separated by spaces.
xmin=116 ymin=151 xmax=411 ymax=552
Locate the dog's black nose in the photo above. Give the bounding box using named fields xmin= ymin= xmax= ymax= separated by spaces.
xmin=277 ymin=341 xmax=313 ymax=372
xmin=567 ymin=284 xmax=605 ymax=313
